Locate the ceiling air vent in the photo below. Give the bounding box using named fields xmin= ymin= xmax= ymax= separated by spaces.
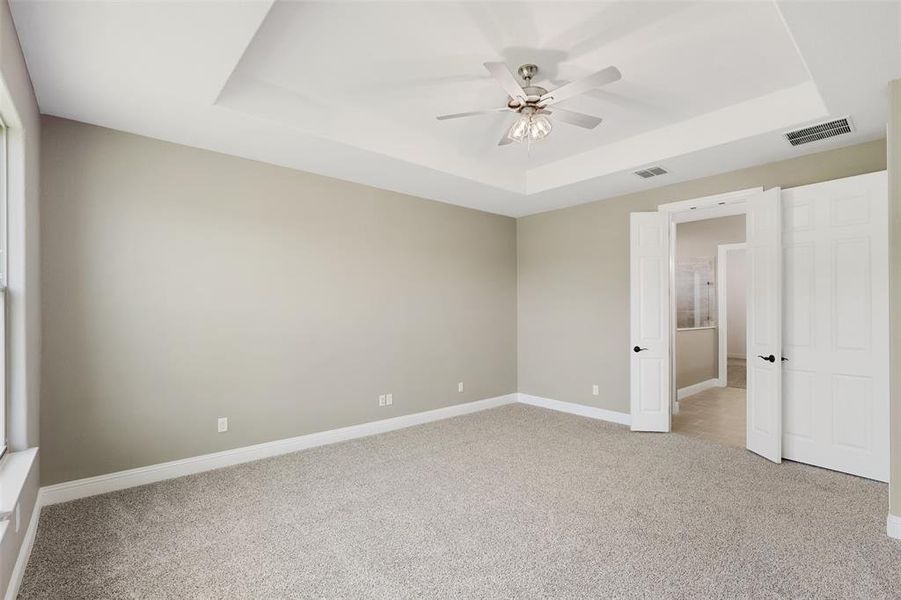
xmin=784 ymin=117 xmax=853 ymax=146
xmin=634 ymin=166 xmax=668 ymax=179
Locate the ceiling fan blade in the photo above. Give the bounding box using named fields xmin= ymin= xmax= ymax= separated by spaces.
xmin=484 ymin=62 xmax=527 ymax=102
xmin=539 ymin=66 xmax=622 ymax=106
xmin=436 ymin=107 xmax=508 ymax=120
xmin=546 ymin=107 xmax=603 ymax=129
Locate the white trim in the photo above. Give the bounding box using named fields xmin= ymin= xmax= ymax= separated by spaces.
xmin=517 ymin=393 xmax=631 ymax=426
xmin=717 ymin=243 xmax=747 ymax=386
xmin=657 ymin=187 xmax=763 ymax=215
xmin=38 ymin=392 xmax=632 ymax=508
xmin=677 ymin=378 xmax=722 ymax=401
xmin=0 ymin=447 xmax=36 ymax=520
xmin=670 ymin=202 xmax=748 ymax=223
xmin=40 ymin=394 xmax=516 ymax=506
xmin=4 ymin=493 xmax=40 ymax=600
xmin=887 ymin=514 xmax=901 ymax=540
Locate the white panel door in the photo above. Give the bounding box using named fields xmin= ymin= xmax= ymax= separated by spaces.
xmin=746 ymin=188 xmax=783 ymax=462
xmin=630 ymin=212 xmax=670 ymax=432
xmin=781 ymin=171 xmax=888 ymax=481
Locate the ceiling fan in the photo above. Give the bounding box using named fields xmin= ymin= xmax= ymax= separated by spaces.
xmin=436 ymin=62 xmax=621 ymax=146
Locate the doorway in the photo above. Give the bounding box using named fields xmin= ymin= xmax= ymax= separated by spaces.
xmin=629 ymin=186 xmax=784 ymax=464
xmin=670 ymin=216 xmax=747 ymax=448
xmin=630 ymin=172 xmax=889 ymax=478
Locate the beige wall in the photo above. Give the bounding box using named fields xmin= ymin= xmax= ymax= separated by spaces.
xmin=889 ymin=80 xmax=901 ymax=519
xmin=518 ymin=139 xmax=886 ymax=413
xmin=35 ymin=115 xmax=897 ymax=517
xmin=675 ymin=328 xmax=717 ymax=390
xmin=676 ymin=215 xmax=745 ymax=257
xmin=40 ymin=117 xmax=517 ymax=485
xmin=674 ymin=215 xmax=745 ymax=389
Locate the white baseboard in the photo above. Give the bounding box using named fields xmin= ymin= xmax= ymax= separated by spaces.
xmin=4 ymin=495 xmax=41 ymax=600
xmin=677 ymin=378 xmax=722 ymax=400
xmin=516 ymin=393 xmax=631 ymax=426
xmin=888 ymin=514 xmax=901 ymax=540
xmin=40 ymin=393 xmax=631 ymax=507
xmin=40 ymin=394 xmax=516 ymax=506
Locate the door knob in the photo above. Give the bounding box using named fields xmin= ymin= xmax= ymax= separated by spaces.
xmin=757 ymin=354 xmax=776 ymax=363
xmin=633 ymin=346 xmax=648 ymax=353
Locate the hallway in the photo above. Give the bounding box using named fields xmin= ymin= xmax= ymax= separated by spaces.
xmin=672 ymin=386 xmax=746 ymax=448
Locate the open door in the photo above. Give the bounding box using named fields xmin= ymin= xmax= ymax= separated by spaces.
xmin=745 ymin=188 xmax=783 ymax=462
xmin=629 ymin=212 xmax=670 ymax=431
xmin=781 ymin=172 xmax=888 ymax=481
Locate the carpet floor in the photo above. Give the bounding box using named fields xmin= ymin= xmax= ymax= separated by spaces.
xmin=19 ymin=404 xmax=901 ymax=599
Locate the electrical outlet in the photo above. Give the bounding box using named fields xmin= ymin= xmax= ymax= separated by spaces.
xmin=592 ymin=384 xmax=599 ymax=396
xmin=458 ymin=382 xmax=464 ymax=393
xmin=386 ymin=393 xmax=393 ymax=406
xmin=379 ymin=394 xmax=386 ymax=407
xmin=217 ymin=417 xmax=228 ymax=433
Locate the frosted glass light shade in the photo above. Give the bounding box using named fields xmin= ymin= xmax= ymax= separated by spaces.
xmin=506 ymin=112 xmax=552 ymax=144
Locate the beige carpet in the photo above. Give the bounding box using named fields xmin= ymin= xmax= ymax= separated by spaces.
xmin=19 ymin=404 xmax=901 ymax=599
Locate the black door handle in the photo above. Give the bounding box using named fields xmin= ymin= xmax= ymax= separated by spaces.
xmin=781 ymin=356 xmax=788 ymax=362
xmin=633 ymin=346 xmax=648 ymax=353
xmin=757 ymin=354 xmax=776 ymax=363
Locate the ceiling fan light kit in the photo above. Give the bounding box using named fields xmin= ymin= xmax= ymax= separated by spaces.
xmin=507 ymin=106 xmax=553 ymax=144
xmin=435 ymin=61 xmax=621 ymax=147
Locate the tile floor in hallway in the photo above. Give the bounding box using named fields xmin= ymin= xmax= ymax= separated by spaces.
xmin=672 ymin=385 xmax=746 ymax=448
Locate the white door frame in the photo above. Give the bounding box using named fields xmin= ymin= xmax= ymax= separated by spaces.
xmin=653 ymin=187 xmax=762 ymax=423
xmin=717 ymin=243 xmax=747 ymax=386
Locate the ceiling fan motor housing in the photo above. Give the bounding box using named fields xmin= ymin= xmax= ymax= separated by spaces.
xmin=517 ymin=63 xmax=539 ymax=82
xmin=507 ymin=87 xmax=548 ymax=109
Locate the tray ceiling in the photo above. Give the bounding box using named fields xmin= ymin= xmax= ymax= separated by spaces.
xmin=10 ymin=0 xmax=901 ymax=216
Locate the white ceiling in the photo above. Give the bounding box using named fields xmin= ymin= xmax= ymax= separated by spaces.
xmin=9 ymin=1 xmax=901 ymax=217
